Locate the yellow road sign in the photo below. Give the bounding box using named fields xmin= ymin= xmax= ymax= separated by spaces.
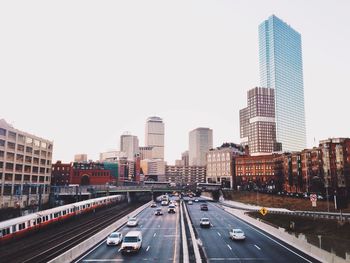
xmin=259 ymin=207 xmax=268 ymax=216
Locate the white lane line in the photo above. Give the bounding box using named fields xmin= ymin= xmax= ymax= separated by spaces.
xmin=223 ymin=207 xmax=314 ymax=263
xmin=210 ymin=223 xmax=214 ymax=227
xmin=227 ymin=244 xmax=232 ymax=250
xmin=208 ymin=258 xmax=267 ymax=261
xmin=118 ymin=248 xmax=122 ymax=252
xmin=83 ymin=260 xmax=124 ymax=262
xmin=254 ymin=244 xmax=261 ymax=250
xmin=146 ymin=245 xmax=150 ymax=252
xmin=217 ymin=232 xmax=221 ymax=236
xmin=153 ymin=232 xmax=157 ymax=237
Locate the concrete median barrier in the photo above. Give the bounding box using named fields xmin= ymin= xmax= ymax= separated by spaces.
xmin=49 ymin=201 xmax=152 ymax=263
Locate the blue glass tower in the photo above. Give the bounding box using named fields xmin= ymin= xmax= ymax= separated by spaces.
xmin=259 ymin=15 xmax=307 ymax=152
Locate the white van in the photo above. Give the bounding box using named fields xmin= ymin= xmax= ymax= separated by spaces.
xmin=120 ymin=231 xmax=142 ymax=254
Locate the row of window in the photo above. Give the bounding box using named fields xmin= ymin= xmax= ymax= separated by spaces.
xmin=0 ymin=128 xmax=52 ymax=150
xmin=0 ymin=173 xmax=50 ymax=182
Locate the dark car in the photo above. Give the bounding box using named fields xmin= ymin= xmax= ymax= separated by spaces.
xmin=200 ymin=204 xmax=208 ymax=211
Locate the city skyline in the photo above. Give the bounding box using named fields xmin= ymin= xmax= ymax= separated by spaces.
xmin=1 ymin=1 xmax=349 ymax=164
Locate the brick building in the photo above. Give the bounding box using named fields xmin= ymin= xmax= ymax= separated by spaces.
xmin=51 ymin=161 xmax=113 ymax=186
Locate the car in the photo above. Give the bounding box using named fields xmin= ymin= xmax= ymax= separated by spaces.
xmin=188 ymin=200 xmax=193 ymax=205
xmin=229 ymin=229 xmax=246 ymax=240
xmin=155 ymin=208 xmax=163 ymax=216
xmin=127 ymin=217 xmax=139 ymax=227
xmin=161 ymin=200 xmax=168 ymax=206
xmin=168 ymin=204 xmax=176 ymax=213
xmin=120 ymin=231 xmax=142 ymax=254
xmin=106 ymin=231 xmax=123 ymax=246
xmin=199 ymin=218 xmax=211 ymax=228
xmin=200 ymin=204 xmax=208 ymax=211
xmin=150 ymin=202 xmax=157 ymax=208
xmin=194 ymin=199 xmax=199 ymax=202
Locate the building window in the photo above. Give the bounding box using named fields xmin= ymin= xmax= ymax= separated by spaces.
xmin=24 ymin=174 xmax=30 ymax=181
xmin=8 ymin=131 xmax=16 ymax=140
xmin=26 ymin=147 xmax=33 ymax=154
xmin=0 ymin=139 xmax=5 ymax=147
xmin=34 ymin=140 xmax=40 ymax=147
xmin=0 ymin=128 xmax=6 ymax=136
xmin=32 ymin=175 xmax=38 ymax=182
xmin=26 ymin=137 xmax=33 ymax=145
xmin=5 ymin=163 xmax=14 ymax=171
xmin=7 ymin=142 xmax=15 ymax=150
xmin=17 ymin=144 xmax=25 ymax=152
xmin=5 ymin=173 xmax=13 ymax=181
xmin=15 ymin=174 xmax=22 ymax=181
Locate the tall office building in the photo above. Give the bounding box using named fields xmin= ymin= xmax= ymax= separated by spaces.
xmin=120 ymin=133 xmax=139 ymax=161
xmin=189 ymin=128 xmax=213 ymax=166
xmin=240 ymin=87 xmax=280 ymax=155
xmin=145 ymin=117 xmax=164 ymax=160
xmin=259 ymin=15 xmax=307 ymax=152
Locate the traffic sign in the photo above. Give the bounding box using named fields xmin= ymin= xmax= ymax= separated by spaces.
xmin=259 ymin=207 xmax=268 ymax=216
xmin=310 ymin=194 xmax=317 ymax=202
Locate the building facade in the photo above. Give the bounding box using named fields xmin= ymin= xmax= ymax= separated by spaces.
xmin=206 ymin=143 xmax=245 ymax=188
xmin=99 ymin=150 xmax=127 ymax=162
xmin=240 ymin=87 xmax=280 ymax=155
xmin=74 ymin=154 xmax=87 ymax=162
xmin=189 ymin=128 xmax=213 ymax=166
xmin=120 ymin=133 xmax=139 ymax=161
xmin=51 ymin=161 xmax=113 ymax=186
xmin=145 ymin=117 xmax=164 ymax=160
xmin=139 ymin=146 xmax=154 ymax=160
xmin=182 ymin=151 xmax=189 ymax=166
xmin=140 ymin=159 xmax=166 ymax=181
xmin=259 ymin=15 xmax=307 ymax=152
xmin=0 ymin=119 xmax=53 ymax=209
xmin=235 ymin=154 xmax=283 ymax=191
xmin=165 ymin=165 xmax=206 ymax=186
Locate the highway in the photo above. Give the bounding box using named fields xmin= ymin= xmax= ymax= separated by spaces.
xmin=76 ymin=199 xmax=180 ymax=262
xmin=185 ymin=198 xmax=320 ymax=263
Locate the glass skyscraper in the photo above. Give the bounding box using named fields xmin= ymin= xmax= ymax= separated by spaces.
xmin=259 ymin=15 xmax=307 ymax=152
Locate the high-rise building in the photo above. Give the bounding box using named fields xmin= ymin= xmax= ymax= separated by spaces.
xmin=0 ymin=119 xmax=53 ymax=209
xmin=120 ymin=133 xmax=139 ymax=161
xmin=240 ymin=87 xmax=280 ymax=155
xmin=189 ymin=128 xmax=213 ymax=166
xmin=139 ymin=146 xmax=154 ymax=160
xmin=74 ymin=154 xmax=87 ymax=162
xmin=181 ymin=151 xmax=189 ymax=166
xmin=259 ymin=15 xmax=307 ymax=152
xmin=145 ymin=117 xmax=164 ymax=160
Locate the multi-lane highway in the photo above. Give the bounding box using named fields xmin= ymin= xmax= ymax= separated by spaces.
xmin=76 ymin=199 xmax=180 ymax=263
xmin=185 ymin=198 xmax=320 ymax=263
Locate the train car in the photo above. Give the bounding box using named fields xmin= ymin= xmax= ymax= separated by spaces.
xmin=0 ymin=195 xmax=124 ymax=242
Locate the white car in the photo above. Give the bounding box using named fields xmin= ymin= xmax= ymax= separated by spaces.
xmin=106 ymin=231 xmax=123 ymax=246
xmin=168 ymin=204 xmax=176 ymax=213
xmin=194 ymin=199 xmax=199 ymax=202
xmin=155 ymin=208 xmax=163 ymax=216
xmin=161 ymin=200 xmax=168 ymax=206
xmin=188 ymin=200 xmax=193 ymax=205
xmin=229 ymin=229 xmax=246 ymax=240
xmin=127 ymin=217 xmax=139 ymax=227
xmin=121 ymin=231 xmax=142 ymax=254
xmin=199 ymin=218 xmax=211 ymax=228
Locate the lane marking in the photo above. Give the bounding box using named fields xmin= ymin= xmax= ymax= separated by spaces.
xmin=227 ymin=244 xmax=232 ymax=250
xmin=146 ymin=245 xmax=150 ymax=252
xmin=222 ymin=207 xmax=314 ymax=263
xmin=153 ymin=232 xmax=157 ymax=237
xmin=173 ymin=205 xmax=179 ymax=263
xmin=208 ymin=258 xmax=267 ymax=261
xmin=254 ymin=245 xmax=261 ymax=250
xmin=118 ymin=248 xmax=122 ymax=252
xmin=83 ymin=260 xmax=124 ymax=262
xmin=217 ymin=232 xmax=221 ymax=236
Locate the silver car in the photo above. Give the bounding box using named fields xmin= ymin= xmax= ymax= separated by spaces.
xmin=106 ymin=231 xmax=123 ymax=246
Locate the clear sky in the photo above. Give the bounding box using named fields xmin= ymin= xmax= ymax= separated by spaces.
xmin=1 ymin=0 xmax=349 ymax=164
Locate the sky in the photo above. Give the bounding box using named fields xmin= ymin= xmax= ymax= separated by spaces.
xmin=1 ymin=0 xmax=349 ymax=164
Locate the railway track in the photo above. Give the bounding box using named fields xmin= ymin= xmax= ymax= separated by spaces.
xmin=0 ymin=202 xmax=144 ymax=263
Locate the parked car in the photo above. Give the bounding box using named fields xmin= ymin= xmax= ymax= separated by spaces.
xmin=106 ymin=231 xmax=123 ymax=246
xmin=127 ymin=217 xmax=139 ymax=227
xmin=199 ymin=218 xmax=211 ymax=228
xmin=121 ymin=231 xmax=142 ymax=254
xmin=155 ymin=208 xmax=163 ymax=216
xmin=229 ymin=229 xmax=246 ymax=240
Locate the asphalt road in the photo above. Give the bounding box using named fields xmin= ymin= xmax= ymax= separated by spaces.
xmin=185 ymin=199 xmax=320 ymax=263
xmin=76 ymin=199 xmax=180 ymax=262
